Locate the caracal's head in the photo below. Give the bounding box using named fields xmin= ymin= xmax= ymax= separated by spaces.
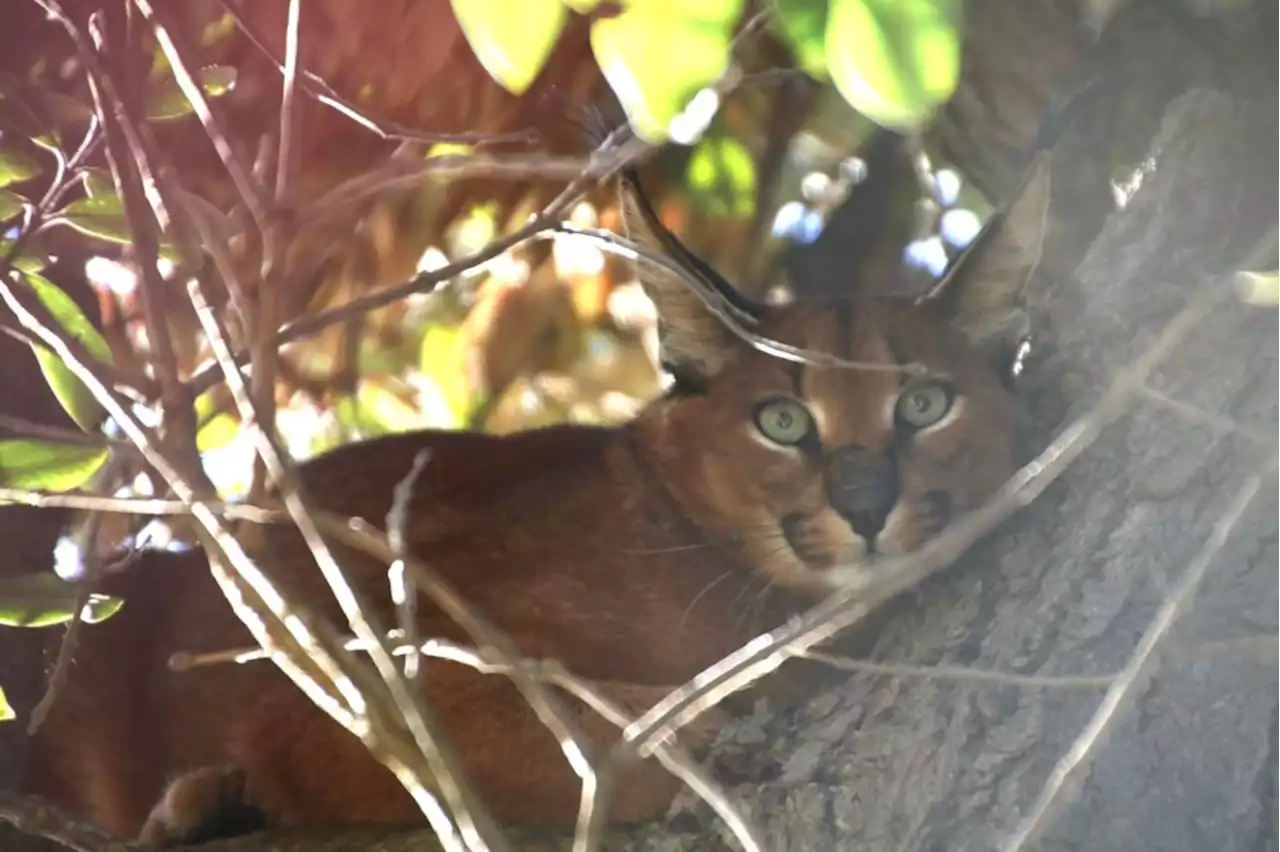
xmin=625 ymin=152 xmax=1051 ymax=594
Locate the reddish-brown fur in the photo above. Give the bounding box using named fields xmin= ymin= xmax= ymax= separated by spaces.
xmin=24 ymin=157 xmax=1049 ymax=843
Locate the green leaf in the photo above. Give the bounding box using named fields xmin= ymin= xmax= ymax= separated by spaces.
xmin=0 ymin=149 xmax=42 ymax=188
xmin=0 ymin=189 xmax=25 ymax=221
xmin=146 ymin=65 xmax=238 ymax=121
xmin=62 ymin=192 xmax=131 ymax=245
xmin=774 ymin=0 xmax=831 ymax=79
xmin=0 ymin=686 xmax=13 ymax=722
xmin=0 ymin=240 xmax=48 ymax=273
xmin=590 ymin=0 xmax=745 ymax=143
xmin=450 ymin=0 xmax=567 ymax=96
xmin=21 ymin=271 xmax=115 ymax=431
xmin=825 ymin=0 xmax=963 ymax=130
xmin=686 ymin=135 xmax=757 ymax=218
xmin=0 ymin=441 xmax=108 ymax=492
xmin=61 ymin=184 xmax=180 ymax=261
xmin=196 ymin=412 xmax=241 ymax=453
xmin=0 ymin=572 xmax=124 ymax=628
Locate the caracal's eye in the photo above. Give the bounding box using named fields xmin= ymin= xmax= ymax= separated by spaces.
xmin=753 ymin=397 xmax=815 ymax=446
xmin=895 ymin=380 xmax=954 ymax=430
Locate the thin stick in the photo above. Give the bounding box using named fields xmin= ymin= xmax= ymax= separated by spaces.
xmin=387 ymin=450 xmax=432 ymax=682
xmin=798 ymin=652 xmax=1116 ymax=689
xmin=170 ymin=633 xmax=767 ymax=852
xmin=218 ymin=0 xmax=537 ymax=147
xmin=132 ymin=0 xmax=270 ymax=230
xmin=0 ymin=487 xmax=284 ymax=522
xmin=185 ymin=276 xmax=491 ymax=852
xmin=274 ymin=0 xmax=301 ymax=202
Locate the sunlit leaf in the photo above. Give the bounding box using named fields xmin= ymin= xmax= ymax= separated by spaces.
xmin=686 ymin=136 xmax=757 ymax=218
xmin=562 ymin=0 xmax=603 ymax=11
xmin=196 ymin=413 xmax=241 ymax=453
xmin=825 ymin=0 xmax=963 ymax=130
xmin=200 ymin=13 xmax=238 ymax=47
xmin=589 ymin=0 xmax=745 ymax=143
xmin=0 ymin=572 xmax=124 ymax=628
xmin=0 ymin=686 xmax=13 ymax=722
xmin=419 ymin=323 xmax=472 ymax=428
xmin=21 ymin=271 xmax=115 ymax=431
xmin=0 ymin=189 xmax=25 ymax=221
xmin=0 ymin=149 xmax=42 ymax=188
xmin=1235 ymin=269 xmax=1279 ymax=307
xmin=146 ymin=65 xmax=238 ymax=121
xmin=0 ymin=441 xmax=109 ymax=492
xmin=450 ymin=0 xmax=567 ymax=95
xmin=425 ymin=142 xmax=476 ymax=159
xmin=773 ymin=0 xmax=831 ymax=78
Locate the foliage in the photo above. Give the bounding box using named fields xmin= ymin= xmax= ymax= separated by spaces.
xmin=0 ymin=440 xmax=108 ymax=492
xmin=0 ymin=571 xmax=123 ymax=629
xmin=20 ymin=271 xmax=115 ymax=431
xmin=448 ymin=0 xmax=964 ymax=141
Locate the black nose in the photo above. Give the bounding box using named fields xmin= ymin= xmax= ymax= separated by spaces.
xmin=825 ymin=446 xmax=898 ymax=539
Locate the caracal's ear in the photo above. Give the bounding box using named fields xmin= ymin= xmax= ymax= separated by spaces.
xmin=614 ymin=165 xmax=766 ymax=389
xmin=918 ymin=150 xmax=1053 ymax=369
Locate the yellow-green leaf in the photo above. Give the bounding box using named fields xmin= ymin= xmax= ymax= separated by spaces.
xmin=450 ymin=0 xmax=567 ymax=95
xmin=0 ymin=240 xmax=48 ymax=273
xmin=774 ymin=0 xmax=831 ymax=79
xmin=146 ymin=65 xmax=238 ymax=121
xmin=0 ymin=572 xmax=124 ymax=628
xmin=0 ymin=188 xmax=25 ymax=221
xmin=1235 ymin=269 xmax=1279 ymax=307
xmin=62 ymin=192 xmax=130 ymax=245
xmin=0 ymin=149 xmax=42 ymax=188
xmin=562 ymin=0 xmax=603 ymax=10
xmin=826 ymin=0 xmax=962 ymax=130
xmin=0 ymin=686 xmax=13 ymax=722
xmin=196 ymin=413 xmax=241 ymax=453
xmin=589 ymin=0 xmax=745 ymax=143
xmin=21 ymin=271 xmax=114 ymax=431
xmin=0 ymin=441 xmax=108 ymax=492
xmin=686 ymin=135 xmax=757 ymax=218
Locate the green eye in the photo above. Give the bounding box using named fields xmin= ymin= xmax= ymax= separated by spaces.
xmin=895 ymin=380 xmax=953 ymax=429
xmin=754 ymin=397 xmax=814 ymax=446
